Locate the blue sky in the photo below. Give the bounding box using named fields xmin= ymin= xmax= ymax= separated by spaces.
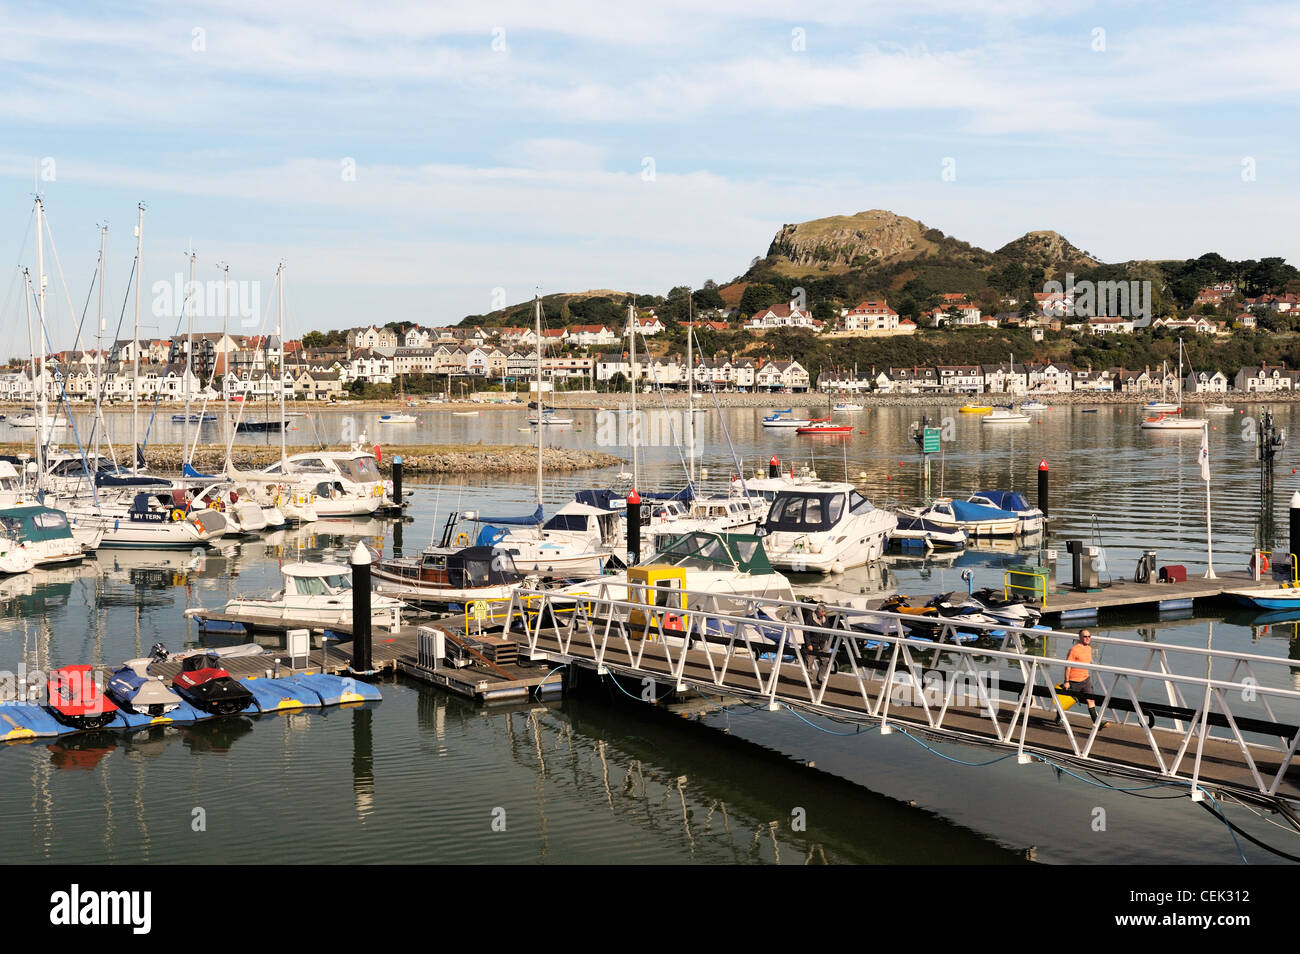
xmin=1 ymin=0 xmax=1297 ymax=357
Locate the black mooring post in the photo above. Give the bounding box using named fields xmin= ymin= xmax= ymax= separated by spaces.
xmin=626 ymin=489 xmax=642 ymax=567
xmin=391 ymin=454 xmax=403 ymax=506
xmin=1038 ymin=458 xmax=1050 ymax=520
xmin=1290 ymin=492 xmax=1300 ymax=571
xmin=351 ymin=542 xmax=372 ymax=672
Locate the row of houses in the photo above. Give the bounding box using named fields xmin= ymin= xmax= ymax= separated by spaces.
xmin=822 ymin=363 xmax=1298 ymax=395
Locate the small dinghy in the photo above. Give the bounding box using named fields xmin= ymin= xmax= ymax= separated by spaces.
xmin=1224 ymin=583 xmax=1300 ymax=611
xmin=889 ymin=514 xmax=968 ymax=550
xmin=170 ymin=652 xmax=255 ymax=715
xmin=106 ymin=658 xmax=183 ymax=716
xmin=46 ymin=665 xmax=119 ymax=730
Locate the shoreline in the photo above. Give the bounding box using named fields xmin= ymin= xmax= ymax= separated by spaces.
xmin=0 ymin=391 xmax=1280 ymax=413
xmin=0 ymin=442 xmax=622 ymax=476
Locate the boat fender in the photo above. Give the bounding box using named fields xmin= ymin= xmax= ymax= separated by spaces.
xmin=1250 ymin=553 xmax=1271 ymax=574
xmin=170 ymin=509 xmax=185 ymax=522
xmin=193 ymin=518 xmax=205 ymax=535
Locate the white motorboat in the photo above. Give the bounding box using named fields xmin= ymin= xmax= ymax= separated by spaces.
xmin=966 ymin=490 xmax=1045 ymax=534
xmin=245 ymin=445 xmax=388 ymax=517
xmin=1143 ymin=401 xmax=1180 ymax=413
xmin=759 ymin=482 xmax=896 ymax=573
xmin=762 ymin=413 xmax=812 ymax=428
xmin=982 ymin=409 xmax=1032 ymax=425
xmin=213 ymin=559 xmax=405 ymax=628
xmin=1140 ymin=413 xmax=1206 ymax=430
xmin=1205 ymin=403 xmax=1234 ymax=413
xmin=898 ymin=497 xmax=1020 ymax=537
xmin=1020 ymin=400 xmax=1050 ymax=411
xmin=833 ymin=402 xmax=864 ymax=412
xmin=378 ymin=413 xmax=417 ymax=424
xmin=0 ymin=503 xmax=87 ymax=567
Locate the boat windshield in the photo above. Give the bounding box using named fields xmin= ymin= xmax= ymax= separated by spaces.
xmin=764 ymin=492 xmax=846 ymax=533
xmin=323 ymin=574 xmax=352 ymax=592
xmin=651 ymin=533 xmax=738 ymax=571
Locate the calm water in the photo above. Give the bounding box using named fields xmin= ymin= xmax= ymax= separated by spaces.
xmin=4 ymin=403 xmax=1300 ymax=864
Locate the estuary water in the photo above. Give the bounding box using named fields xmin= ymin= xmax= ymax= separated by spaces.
xmin=4 ymin=402 xmax=1300 ymax=864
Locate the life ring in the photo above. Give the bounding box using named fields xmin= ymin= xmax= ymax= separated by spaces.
xmin=170 ymin=509 xmax=184 ymax=522
xmin=1250 ymin=553 xmax=1271 ymax=574
xmin=455 ymin=533 xmax=469 ymax=547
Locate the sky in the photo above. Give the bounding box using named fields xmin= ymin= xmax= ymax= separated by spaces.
xmin=1 ymin=0 xmax=1297 ymax=358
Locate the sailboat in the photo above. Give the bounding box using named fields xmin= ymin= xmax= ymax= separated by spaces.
xmin=1143 ymin=359 xmax=1180 ymax=413
xmin=471 ymin=295 xmax=618 ymax=577
xmin=1141 ymin=339 xmax=1206 ymax=430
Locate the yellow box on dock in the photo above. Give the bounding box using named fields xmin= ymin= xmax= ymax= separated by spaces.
xmin=627 ymin=566 xmax=688 ymax=638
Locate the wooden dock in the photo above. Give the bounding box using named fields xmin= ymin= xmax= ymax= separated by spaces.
xmin=185 ymin=610 xmax=562 ymax=702
xmin=1036 ymin=569 xmax=1268 ymax=623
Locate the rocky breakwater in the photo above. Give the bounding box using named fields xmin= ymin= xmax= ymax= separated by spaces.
xmin=2 ymin=443 xmax=622 ymax=476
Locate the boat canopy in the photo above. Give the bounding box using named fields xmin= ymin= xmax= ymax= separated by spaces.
xmin=647 ymin=531 xmax=774 ymax=576
xmin=973 ymin=490 xmax=1033 ymax=513
xmin=448 ymin=546 xmax=522 ymax=587
xmin=183 ymin=463 xmax=220 ymax=479
xmin=951 ymin=498 xmax=1018 ymax=522
xmin=0 ymin=506 xmax=72 ymax=542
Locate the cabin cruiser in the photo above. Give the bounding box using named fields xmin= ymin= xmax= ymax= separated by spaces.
xmin=213 ymin=561 xmax=405 ymax=628
xmin=244 ymin=447 xmax=388 ymax=517
xmin=558 ymin=530 xmax=796 ymax=617
xmin=0 ymin=504 xmax=87 ymax=567
xmin=759 ymin=483 xmax=896 ymax=573
xmin=645 ymin=494 xmax=767 ymax=556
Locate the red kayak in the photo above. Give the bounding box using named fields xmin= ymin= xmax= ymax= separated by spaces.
xmin=796 ymin=423 xmax=853 ymax=434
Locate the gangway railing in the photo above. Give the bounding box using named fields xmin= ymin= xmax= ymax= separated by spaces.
xmin=498 ymin=585 xmax=1300 ymax=808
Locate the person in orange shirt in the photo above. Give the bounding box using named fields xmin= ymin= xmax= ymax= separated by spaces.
xmin=1057 ymin=629 xmax=1108 ymax=729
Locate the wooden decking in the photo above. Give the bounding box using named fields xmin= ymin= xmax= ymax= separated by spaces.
xmin=1029 ymin=570 xmax=1268 ymax=623
xmin=185 ymin=610 xmax=562 ymax=701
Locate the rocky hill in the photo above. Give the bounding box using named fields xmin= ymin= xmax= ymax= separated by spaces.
xmin=760 ymin=209 xmax=994 ymax=275
xmin=995 ymin=230 xmax=1100 ymax=270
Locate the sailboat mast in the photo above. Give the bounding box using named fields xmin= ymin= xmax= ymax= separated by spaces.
xmin=535 ymin=294 xmax=543 ymax=509
xmin=23 ymin=270 xmax=39 ymax=487
xmin=278 ymin=263 xmax=287 ymax=466
xmin=35 ymin=198 xmax=48 ymax=461
xmin=131 ymin=203 xmax=144 ymax=474
xmin=95 ymin=224 xmax=107 ymax=467
xmin=221 ymin=263 xmax=231 ymax=464
xmin=185 ymin=247 xmax=196 ymax=428
xmin=629 ymin=301 xmax=639 ymax=489
xmin=687 ymin=293 xmax=695 ymax=489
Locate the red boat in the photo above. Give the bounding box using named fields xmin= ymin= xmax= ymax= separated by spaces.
xmin=796 ymin=422 xmax=853 ymax=434
xmin=46 ymin=665 xmax=119 ymax=730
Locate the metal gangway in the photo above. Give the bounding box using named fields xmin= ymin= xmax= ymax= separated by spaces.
xmin=499 ymin=585 xmax=1300 ymax=811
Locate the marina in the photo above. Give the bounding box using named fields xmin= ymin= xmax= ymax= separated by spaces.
xmin=3 ymin=399 xmax=1299 ymax=866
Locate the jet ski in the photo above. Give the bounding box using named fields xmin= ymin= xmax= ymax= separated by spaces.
xmin=170 ymin=652 xmax=254 ymax=715
xmin=929 ymin=589 xmax=1042 ymax=628
xmin=106 ymin=658 xmax=183 ymax=717
xmin=46 ymin=664 xmax=120 ymax=730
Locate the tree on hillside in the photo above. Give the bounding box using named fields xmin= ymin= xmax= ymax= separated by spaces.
xmin=738 ymin=283 xmax=784 ymax=317
xmin=692 ymin=286 xmax=726 ymax=311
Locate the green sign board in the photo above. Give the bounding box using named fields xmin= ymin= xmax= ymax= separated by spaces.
xmin=922 ymin=427 xmax=941 ymax=454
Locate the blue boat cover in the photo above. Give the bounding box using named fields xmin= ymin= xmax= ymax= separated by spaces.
xmin=182 ymin=463 xmax=219 ymax=479
xmin=476 ymin=525 xmax=508 ymax=547
xmin=283 ymin=673 xmax=382 ymax=706
xmin=951 ymin=499 xmax=1018 ymax=522
xmin=974 ymin=490 xmax=1033 ymax=513
xmin=470 ymin=504 xmax=543 ymax=526
xmin=238 ymin=677 xmax=321 ymax=712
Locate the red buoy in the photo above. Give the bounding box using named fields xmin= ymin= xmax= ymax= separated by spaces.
xmin=628 ymin=488 xmax=642 ymax=505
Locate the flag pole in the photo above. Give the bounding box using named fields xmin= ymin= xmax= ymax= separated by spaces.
xmin=1202 ymin=421 xmax=1216 ymax=579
